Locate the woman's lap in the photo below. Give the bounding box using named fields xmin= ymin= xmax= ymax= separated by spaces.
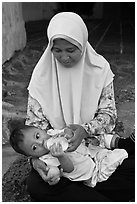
xmin=26 ymin=169 xmax=111 ymax=201
xmin=26 ymin=155 xmax=135 ymax=202
xmin=94 ymin=155 xmax=135 ymax=201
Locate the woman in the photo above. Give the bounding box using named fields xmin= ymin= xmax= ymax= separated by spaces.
xmin=25 ymin=12 xmax=134 ymax=201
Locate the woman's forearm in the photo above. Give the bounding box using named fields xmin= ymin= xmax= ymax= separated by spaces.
xmin=83 ymin=113 xmax=116 ymax=136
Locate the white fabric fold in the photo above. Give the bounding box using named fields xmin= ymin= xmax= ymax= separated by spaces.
xmin=90 ymin=148 xmax=128 ymax=187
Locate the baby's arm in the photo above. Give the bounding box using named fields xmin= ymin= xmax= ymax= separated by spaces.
xmin=50 ymin=143 xmax=74 ymax=173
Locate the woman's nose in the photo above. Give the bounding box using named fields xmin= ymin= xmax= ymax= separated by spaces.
xmin=61 ymin=53 xmax=69 ymax=61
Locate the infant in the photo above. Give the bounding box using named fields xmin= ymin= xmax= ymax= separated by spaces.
xmin=10 ymin=125 xmax=128 ymax=187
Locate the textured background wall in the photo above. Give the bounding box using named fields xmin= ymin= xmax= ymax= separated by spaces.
xmin=2 ymin=2 xmax=26 ymax=64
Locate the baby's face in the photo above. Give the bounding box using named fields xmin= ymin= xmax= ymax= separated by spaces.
xmin=20 ymin=127 xmax=51 ymax=157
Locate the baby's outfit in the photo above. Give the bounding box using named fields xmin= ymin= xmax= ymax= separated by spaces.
xmin=40 ymin=129 xmax=128 ymax=187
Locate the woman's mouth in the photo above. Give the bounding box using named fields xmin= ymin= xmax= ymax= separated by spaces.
xmin=62 ymin=61 xmax=72 ymax=67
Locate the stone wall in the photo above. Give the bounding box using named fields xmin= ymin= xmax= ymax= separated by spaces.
xmin=2 ymin=2 xmax=26 ymax=64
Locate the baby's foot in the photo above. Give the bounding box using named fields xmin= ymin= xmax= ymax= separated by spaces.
xmin=99 ymin=134 xmax=112 ymax=149
xmin=99 ymin=134 xmax=118 ymax=149
xmin=100 ymin=130 xmax=135 ymax=150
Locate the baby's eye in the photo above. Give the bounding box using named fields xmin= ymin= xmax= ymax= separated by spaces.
xmin=32 ymin=145 xmax=37 ymax=151
xmin=36 ymin=133 xmax=40 ymax=139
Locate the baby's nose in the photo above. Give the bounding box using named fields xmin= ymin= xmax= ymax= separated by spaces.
xmin=37 ymin=139 xmax=44 ymax=146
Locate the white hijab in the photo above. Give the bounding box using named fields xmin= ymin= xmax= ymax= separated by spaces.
xmin=28 ymin=12 xmax=114 ymax=129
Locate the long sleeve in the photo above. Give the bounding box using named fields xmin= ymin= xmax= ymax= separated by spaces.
xmin=25 ymin=94 xmax=52 ymax=130
xmin=83 ymin=82 xmax=117 ymax=136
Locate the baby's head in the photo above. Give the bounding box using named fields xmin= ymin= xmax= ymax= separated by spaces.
xmin=9 ymin=125 xmax=51 ymax=157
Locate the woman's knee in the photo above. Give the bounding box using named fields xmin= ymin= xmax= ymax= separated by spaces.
xmin=26 ymin=169 xmax=72 ymax=201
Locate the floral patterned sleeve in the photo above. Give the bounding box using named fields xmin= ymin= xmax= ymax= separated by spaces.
xmin=25 ymin=94 xmax=52 ymax=131
xmin=83 ymin=82 xmax=117 ymax=136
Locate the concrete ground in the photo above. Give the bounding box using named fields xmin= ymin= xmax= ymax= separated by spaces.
xmin=2 ymin=146 xmax=19 ymax=176
xmin=2 ymin=19 xmax=135 ymax=179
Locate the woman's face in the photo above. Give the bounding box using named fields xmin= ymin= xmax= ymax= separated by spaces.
xmin=51 ymin=38 xmax=82 ymax=68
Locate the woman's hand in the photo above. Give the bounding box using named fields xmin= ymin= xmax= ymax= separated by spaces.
xmin=67 ymin=124 xmax=89 ymax=152
xmin=47 ymin=166 xmax=61 ymax=185
xmin=32 ymin=158 xmax=51 ymax=182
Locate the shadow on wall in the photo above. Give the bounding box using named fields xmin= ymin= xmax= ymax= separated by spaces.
xmin=24 ymin=2 xmax=135 ymax=42
xmin=103 ymin=2 xmax=135 ymax=20
xmin=57 ymin=2 xmax=95 ymax=16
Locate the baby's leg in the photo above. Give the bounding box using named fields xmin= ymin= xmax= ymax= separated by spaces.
xmin=94 ymin=154 xmax=135 ymax=201
xmin=100 ymin=131 xmax=135 ymax=155
xmin=84 ymin=148 xmax=128 ymax=188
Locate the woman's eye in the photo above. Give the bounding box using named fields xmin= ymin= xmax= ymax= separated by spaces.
xmin=52 ymin=48 xmax=61 ymax=53
xmin=32 ymin=145 xmax=37 ymax=151
xmin=67 ymin=49 xmax=75 ymax=53
xmin=36 ymin=133 xmax=40 ymax=139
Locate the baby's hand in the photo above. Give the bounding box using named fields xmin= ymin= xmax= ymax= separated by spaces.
xmin=50 ymin=143 xmax=64 ymax=158
xmin=64 ymin=127 xmax=74 ymax=139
